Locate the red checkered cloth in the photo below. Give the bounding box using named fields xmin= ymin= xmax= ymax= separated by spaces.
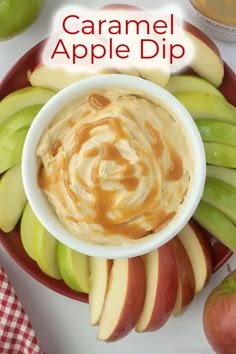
xmin=0 ymin=265 xmax=43 ymax=354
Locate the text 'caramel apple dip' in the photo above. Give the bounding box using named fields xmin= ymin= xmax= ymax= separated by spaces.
xmin=37 ymin=88 xmax=193 ymax=246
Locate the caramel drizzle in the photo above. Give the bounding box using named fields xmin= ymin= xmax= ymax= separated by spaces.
xmin=38 ymin=93 xmax=184 ymax=239
xmin=89 ymin=93 xmax=111 ymax=110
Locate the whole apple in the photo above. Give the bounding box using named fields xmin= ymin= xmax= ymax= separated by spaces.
xmin=0 ymin=0 xmax=45 ymax=40
xmin=203 ymin=270 xmax=236 ymax=354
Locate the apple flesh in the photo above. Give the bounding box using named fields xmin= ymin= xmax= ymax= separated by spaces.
xmin=206 ymin=165 xmax=236 ymax=189
xmin=136 ymin=66 xmax=170 ymax=87
xmin=135 ymin=242 xmax=178 ymax=332
xmin=0 ymin=163 xmax=27 ymax=233
xmin=97 ymin=257 xmax=146 ymax=342
xmin=20 ymin=202 xmax=37 ymax=261
xmin=165 ymin=75 xmax=224 ymax=98
xmin=194 ymin=201 xmax=236 ymax=252
xmin=183 ymin=21 xmax=224 ymax=87
xmin=204 ymin=142 xmax=236 ymax=168
xmin=196 ymin=120 xmax=236 ymax=146
xmin=28 ymin=65 xmax=103 ymax=92
xmin=0 ymin=87 xmax=54 ymax=124
xmin=203 ymin=270 xmax=236 ymax=354
xmin=178 ymin=222 xmax=212 ymax=293
xmin=202 ymin=177 xmax=236 ymax=225
xmin=89 ymin=257 xmax=113 ymax=326
xmin=175 ymin=92 xmax=236 ymax=125
xmin=171 ymin=237 xmax=195 ymax=316
xmin=57 ymin=242 xmax=89 ymax=293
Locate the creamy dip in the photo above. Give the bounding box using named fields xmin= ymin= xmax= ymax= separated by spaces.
xmin=37 ymin=88 xmax=193 ymax=245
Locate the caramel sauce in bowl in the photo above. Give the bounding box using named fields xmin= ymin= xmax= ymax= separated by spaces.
xmin=22 ymin=75 xmax=206 ymax=259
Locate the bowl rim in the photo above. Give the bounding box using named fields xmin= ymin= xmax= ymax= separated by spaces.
xmin=22 ymin=74 xmax=206 ymax=259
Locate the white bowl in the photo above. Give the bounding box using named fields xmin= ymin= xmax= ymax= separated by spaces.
xmin=22 ymin=74 xmax=206 ymax=259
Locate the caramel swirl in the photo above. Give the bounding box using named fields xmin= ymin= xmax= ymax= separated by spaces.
xmin=37 ymin=88 xmax=192 ymax=245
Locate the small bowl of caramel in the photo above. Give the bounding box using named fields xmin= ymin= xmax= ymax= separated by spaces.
xmin=22 ymin=74 xmax=205 ymax=259
xmin=189 ymin=0 xmax=236 ymax=42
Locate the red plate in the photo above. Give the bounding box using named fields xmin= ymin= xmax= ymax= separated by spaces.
xmin=0 ymin=38 xmax=235 ymax=303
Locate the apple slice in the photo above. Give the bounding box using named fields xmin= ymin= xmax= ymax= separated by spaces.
xmin=33 ymin=222 xmax=61 ymax=279
xmin=165 ymin=75 xmax=224 ymax=98
xmin=202 ymin=177 xmax=236 ymax=225
xmin=194 ymin=201 xmax=236 ymax=252
xmin=175 ymin=92 xmax=236 ymax=125
xmin=0 ymin=128 xmax=29 ymax=174
xmin=28 ymin=65 xmax=98 ymax=92
xmin=116 ymin=66 xmax=140 ymax=77
xmin=20 ymin=202 xmax=37 ymax=261
xmin=97 ymin=257 xmax=146 ymax=342
xmin=0 ymin=105 xmax=42 ymax=133
xmin=171 ymin=237 xmax=195 ymax=316
xmin=0 ymin=105 xmax=42 ymax=173
xmin=206 ymin=165 xmax=236 ymax=189
xmin=57 ymin=242 xmax=89 ymax=293
xmin=136 ymin=66 xmax=170 ymax=87
xmin=204 ymin=142 xmax=236 ymax=168
xmin=178 ymin=222 xmax=213 ymax=293
xmin=89 ymin=257 xmax=113 ymax=326
xmin=0 ymin=87 xmax=55 ymax=124
xmin=196 ymin=120 xmax=236 ymax=146
xmin=0 ymin=163 xmax=27 ymax=233
xmin=135 ymin=242 xmax=178 ymax=332
xmin=183 ymin=21 xmax=224 ymax=87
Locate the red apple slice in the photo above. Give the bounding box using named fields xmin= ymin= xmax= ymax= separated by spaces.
xmin=89 ymin=257 xmax=113 ymax=326
xmin=28 ymin=65 xmax=117 ymax=92
xmin=135 ymin=242 xmax=178 ymax=332
xmin=171 ymin=237 xmax=195 ymax=316
xmin=178 ymin=221 xmax=213 ymax=293
xmin=183 ymin=21 xmax=224 ymax=87
xmin=97 ymin=257 xmax=146 ymax=342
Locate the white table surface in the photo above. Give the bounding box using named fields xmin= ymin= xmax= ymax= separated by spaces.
xmin=0 ymin=1 xmax=235 ymax=353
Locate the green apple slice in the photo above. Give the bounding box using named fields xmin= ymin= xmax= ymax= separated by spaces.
xmin=0 ymin=87 xmax=55 ymax=124
xmin=193 ymin=201 xmax=236 ymax=252
xmin=33 ymin=222 xmax=61 ymax=279
xmin=0 ymin=0 xmax=45 ymax=40
xmin=175 ymin=92 xmax=236 ymax=125
xmin=206 ymin=165 xmax=236 ymax=189
xmin=202 ymin=177 xmax=236 ymax=225
xmin=196 ymin=120 xmax=236 ymax=146
xmin=204 ymin=142 xmax=236 ymax=168
xmin=0 ymin=163 xmax=27 ymax=232
xmin=20 ymin=203 xmax=37 ymax=261
xmin=0 ymin=127 xmax=28 ymax=173
xmin=0 ymin=105 xmax=42 ymax=173
xmin=165 ymin=75 xmax=224 ymax=98
xmin=57 ymin=242 xmax=89 ymax=293
xmin=0 ymin=105 xmax=42 ymax=133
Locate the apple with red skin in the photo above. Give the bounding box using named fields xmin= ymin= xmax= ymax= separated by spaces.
xmin=135 ymin=242 xmax=178 ymax=332
xmin=171 ymin=237 xmax=196 ymax=315
xmin=178 ymin=221 xmax=213 ymax=293
xmin=203 ymin=270 xmax=236 ymax=354
xmin=101 ymin=6 xmax=224 ymax=87
xmin=183 ymin=21 xmax=224 ymax=87
xmin=97 ymin=256 xmax=146 ymax=342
